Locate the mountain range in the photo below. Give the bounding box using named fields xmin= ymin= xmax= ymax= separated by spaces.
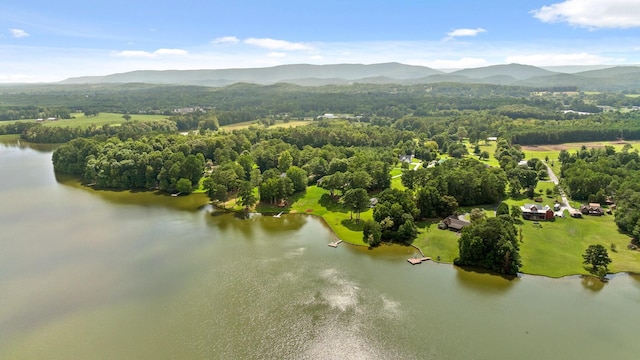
xmin=60 ymin=63 xmax=640 ymax=92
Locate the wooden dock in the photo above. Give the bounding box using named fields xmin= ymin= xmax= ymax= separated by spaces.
xmin=328 ymin=240 xmax=343 ymax=248
xmin=407 ymin=257 xmax=431 ymax=265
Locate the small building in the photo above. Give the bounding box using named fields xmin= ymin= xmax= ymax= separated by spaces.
xmin=369 ymin=197 xmax=378 ymax=208
xmin=580 ymin=203 xmax=604 ymax=216
xmin=399 ymin=154 xmax=414 ymax=163
xmin=521 ymin=204 xmax=554 ymax=221
xmin=569 ymin=209 xmax=582 ymax=218
xmin=553 ymin=203 xmax=561 ymax=211
xmin=438 ymin=215 xmax=471 ymax=232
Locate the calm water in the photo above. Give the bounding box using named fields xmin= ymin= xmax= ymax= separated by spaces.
xmin=1 ymin=141 xmax=640 ymax=359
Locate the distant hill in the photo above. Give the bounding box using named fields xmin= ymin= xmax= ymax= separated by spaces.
xmin=61 ymin=63 xmax=444 ymax=87
xmin=59 ymin=62 xmax=640 ymax=92
xmin=450 ymin=64 xmax=557 ymax=80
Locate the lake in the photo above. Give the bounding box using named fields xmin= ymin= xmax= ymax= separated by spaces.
xmin=1 ymin=140 xmax=639 ymax=359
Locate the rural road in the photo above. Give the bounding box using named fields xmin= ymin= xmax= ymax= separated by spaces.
xmin=545 ymin=162 xmax=575 ymax=214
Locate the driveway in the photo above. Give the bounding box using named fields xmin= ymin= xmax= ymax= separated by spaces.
xmin=545 ymin=162 xmax=575 ymax=214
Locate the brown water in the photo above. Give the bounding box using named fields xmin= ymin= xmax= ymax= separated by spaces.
xmin=1 ymin=140 xmax=640 ymax=359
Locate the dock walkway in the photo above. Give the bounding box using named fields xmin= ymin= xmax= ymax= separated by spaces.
xmin=328 ymin=240 xmax=343 ymax=248
xmin=407 ymin=257 xmax=431 ymax=265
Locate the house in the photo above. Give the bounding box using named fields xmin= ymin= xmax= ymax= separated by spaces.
xmin=580 ymin=203 xmax=604 ymax=216
xmin=399 ymin=154 xmax=414 ymax=163
xmin=438 ymin=215 xmax=471 ymax=232
xmin=521 ymin=204 xmax=554 ymax=221
xmin=569 ymin=209 xmax=582 ymax=218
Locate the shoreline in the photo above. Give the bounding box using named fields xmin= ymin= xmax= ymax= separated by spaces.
xmin=220 ymin=204 xmax=637 ymax=281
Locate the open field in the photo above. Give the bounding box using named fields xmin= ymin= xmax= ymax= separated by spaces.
xmin=413 ymin=211 xmax=640 ymax=277
xmin=0 ymin=134 xmax=20 ymax=141
xmin=220 ymin=119 xmax=312 ymax=131
xmin=520 ymin=140 xmax=640 ymax=164
xmin=2 ymin=113 xmax=168 ymax=129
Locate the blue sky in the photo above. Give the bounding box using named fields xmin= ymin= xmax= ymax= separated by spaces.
xmin=2 ymin=0 xmax=640 ymax=82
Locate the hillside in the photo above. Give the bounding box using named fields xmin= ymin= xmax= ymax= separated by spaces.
xmin=57 ymin=62 xmax=640 ymax=92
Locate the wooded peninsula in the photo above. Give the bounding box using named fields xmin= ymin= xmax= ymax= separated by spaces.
xmin=3 ymin=73 xmax=640 ymax=278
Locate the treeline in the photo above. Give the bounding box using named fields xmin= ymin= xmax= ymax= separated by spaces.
xmin=558 ymin=145 xmax=640 ymax=240
xmin=0 ymin=106 xmax=71 ymax=121
xmin=23 ymin=120 xmax=178 ymax=143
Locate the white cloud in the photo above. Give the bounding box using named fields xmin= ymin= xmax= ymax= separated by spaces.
xmin=244 ymin=37 xmax=312 ymax=51
xmin=113 ymin=48 xmax=188 ymax=58
xmin=532 ymin=0 xmax=640 ymax=29
xmin=9 ymin=29 xmax=30 ymax=38
xmin=267 ymin=52 xmax=287 ymax=58
xmin=211 ymin=36 xmax=239 ymax=44
xmin=445 ymin=28 xmax=486 ymax=40
xmin=154 ymin=48 xmax=188 ymax=56
xmin=505 ymin=52 xmax=622 ymax=66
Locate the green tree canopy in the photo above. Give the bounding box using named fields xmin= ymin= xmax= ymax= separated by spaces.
xmin=455 ymin=216 xmax=522 ymax=275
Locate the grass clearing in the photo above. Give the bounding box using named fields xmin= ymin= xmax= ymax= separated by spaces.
xmin=0 ymin=134 xmax=21 ymax=141
xmin=3 ymin=112 xmax=168 ymax=129
xmin=220 ymin=119 xmax=312 ymax=132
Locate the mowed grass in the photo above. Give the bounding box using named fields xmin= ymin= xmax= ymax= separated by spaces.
xmin=3 ymin=112 xmax=169 ymax=129
xmin=286 ymin=185 xmax=372 ymax=245
xmin=0 ymin=134 xmax=21 ymax=141
xmin=521 ymin=140 xmax=640 ymax=165
xmin=412 ymin=211 xmax=640 ymax=277
xmin=220 ymin=119 xmax=312 ymax=131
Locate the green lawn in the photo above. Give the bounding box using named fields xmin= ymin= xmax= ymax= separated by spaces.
xmin=3 ymin=112 xmax=168 ymax=129
xmin=220 ymin=119 xmax=312 ymax=131
xmin=521 ymin=140 xmax=640 ymax=165
xmin=412 ymin=207 xmax=640 ymax=277
xmin=0 ymin=134 xmax=21 ymax=141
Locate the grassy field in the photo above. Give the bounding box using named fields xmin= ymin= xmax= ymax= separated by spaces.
xmin=220 ymin=119 xmax=312 ymax=131
xmin=251 ymin=185 xmax=371 ymax=245
xmin=520 ymin=140 xmax=640 ymax=165
xmin=0 ymin=134 xmax=21 ymax=141
xmin=3 ymin=112 xmax=169 ymax=129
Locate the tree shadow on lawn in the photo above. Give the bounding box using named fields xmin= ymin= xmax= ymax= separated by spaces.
xmin=340 ymin=219 xmax=365 ymax=232
xmin=319 ymin=193 xmax=348 ymax=213
xmin=255 ymin=191 xmax=307 ymax=214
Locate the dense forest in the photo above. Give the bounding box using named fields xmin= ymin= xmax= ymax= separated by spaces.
xmin=4 ymin=82 xmax=640 ymax=147
xmin=7 ymin=80 xmax=640 ymax=273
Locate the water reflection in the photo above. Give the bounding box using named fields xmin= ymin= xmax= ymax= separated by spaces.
xmin=0 ymin=138 xmax=58 ymax=152
xmin=455 ymin=266 xmax=518 ymax=294
xmin=580 ymin=275 xmax=606 ymax=292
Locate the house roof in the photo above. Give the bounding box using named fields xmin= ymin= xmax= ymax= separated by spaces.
xmin=444 ymin=215 xmax=470 ymax=230
xmin=588 ymin=203 xmax=601 ymax=208
xmin=522 ymin=204 xmax=551 ymax=213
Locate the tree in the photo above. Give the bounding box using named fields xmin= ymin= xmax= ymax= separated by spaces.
xmin=175 ymin=178 xmax=192 ymax=194
xmin=510 ymin=205 xmax=522 ymax=220
xmin=363 ymin=220 xmax=382 ymax=247
xmin=277 ymin=150 xmax=293 ymax=173
xmin=479 ymin=151 xmax=490 ymax=160
xmin=469 ymin=208 xmax=486 ymax=223
xmin=455 ymin=216 xmax=521 ymax=275
xmin=210 ymin=184 xmax=229 ymax=209
xmin=582 ymin=244 xmax=612 ymax=271
xmin=343 ymin=188 xmax=370 ymax=221
xmin=122 ymin=113 xmax=132 ymax=121
xmin=237 ymin=180 xmax=257 ymax=209
xmin=496 ymin=202 xmax=510 ymax=216
xmin=286 ymin=166 xmax=308 ymax=192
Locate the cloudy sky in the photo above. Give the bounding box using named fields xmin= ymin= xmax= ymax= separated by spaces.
xmin=2 ymin=0 xmax=640 ymax=82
